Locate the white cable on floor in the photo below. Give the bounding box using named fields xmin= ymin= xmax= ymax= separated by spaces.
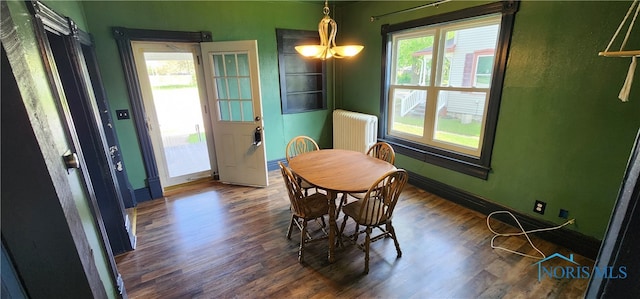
xmin=486 ymin=211 xmax=575 ymax=260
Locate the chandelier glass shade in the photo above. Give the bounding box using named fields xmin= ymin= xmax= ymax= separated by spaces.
xmin=295 ymin=1 xmax=364 ymax=60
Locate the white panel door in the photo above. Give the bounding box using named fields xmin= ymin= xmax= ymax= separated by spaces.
xmin=201 ymin=40 xmax=268 ymax=187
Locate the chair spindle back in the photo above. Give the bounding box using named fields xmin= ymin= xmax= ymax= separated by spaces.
xmin=366 ymin=142 xmax=395 ymax=164
xmin=358 ymin=169 xmax=408 ymax=225
xmin=278 ymin=161 xmax=312 ymax=217
xmin=286 ymin=136 xmax=319 ymax=162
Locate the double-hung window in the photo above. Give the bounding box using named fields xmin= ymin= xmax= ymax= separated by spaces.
xmin=380 ymin=2 xmax=518 ymax=179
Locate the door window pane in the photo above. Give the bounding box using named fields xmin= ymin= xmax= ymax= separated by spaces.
xmin=239 ymin=78 xmax=251 ymax=99
xmin=212 ymin=52 xmax=253 ymax=122
xmin=230 ymin=101 xmax=241 ymax=121
xmin=215 ymin=78 xmax=227 ymax=99
xmin=227 ymin=78 xmax=239 ymax=99
xmin=237 ymin=54 xmax=249 ymax=76
xmin=213 ymin=54 xmax=225 ymax=76
xmin=219 ymin=100 xmax=230 ymax=121
xmin=225 ymin=54 xmax=237 ymax=76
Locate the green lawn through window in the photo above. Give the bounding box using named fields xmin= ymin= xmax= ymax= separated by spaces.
xmin=393 ymin=117 xmax=481 ymax=148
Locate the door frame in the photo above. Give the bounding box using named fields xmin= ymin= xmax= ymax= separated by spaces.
xmin=113 ymin=27 xmax=213 ymax=200
xmin=131 ymin=41 xmax=216 ymax=188
xmin=24 ymin=0 xmax=125 ymax=295
xmin=29 ymin=1 xmax=137 ymax=254
xmin=585 ymin=129 xmax=640 ymax=298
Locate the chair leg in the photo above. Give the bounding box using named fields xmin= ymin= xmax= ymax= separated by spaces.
xmin=387 ymin=221 xmax=402 ymax=257
xmin=299 ymin=219 xmax=308 ymax=263
xmin=339 ymin=214 xmax=349 ymax=239
xmin=286 ymin=215 xmax=296 ymax=239
xmin=337 ymin=193 xmax=347 ymax=216
xmin=364 ymin=226 xmax=372 ymax=274
xmin=353 ymin=223 xmax=360 ymax=240
xmin=337 ymin=214 xmax=349 ymax=247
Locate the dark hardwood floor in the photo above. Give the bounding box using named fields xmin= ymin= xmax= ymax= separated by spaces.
xmin=115 ymin=170 xmax=592 ymax=298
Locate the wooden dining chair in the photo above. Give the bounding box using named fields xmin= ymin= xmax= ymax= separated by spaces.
xmin=366 ymin=141 xmax=395 ymax=164
xmin=285 ymin=135 xmax=319 ymax=162
xmin=338 ymin=169 xmax=408 ymax=274
xmin=338 ymin=141 xmax=396 ymax=214
xmin=279 ymin=161 xmax=329 ymax=263
xmin=285 ymin=136 xmax=320 ymax=196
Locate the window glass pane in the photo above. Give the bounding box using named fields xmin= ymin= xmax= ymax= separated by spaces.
xmin=239 ymin=78 xmax=251 ymax=99
xmin=212 ymin=52 xmax=252 ymax=121
xmin=475 ymin=55 xmax=494 ymax=88
xmin=237 ymin=53 xmax=249 ymax=76
xmin=230 ymin=100 xmax=241 ymax=121
xmin=433 ymin=90 xmax=486 ymax=150
xmin=390 ymin=88 xmax=426 ymax=137
xmin=213 ymin=54 xmax=225 ymax=76
xmin=440 ymin=56 xmax=453 ymax=87
xmin=227 ymin=78 xmax=239 ymax=99
xmin=219 ymin=100 xmax=230 ymax=121
xmin=394 ymin=34 xmax=434 ymax=86
xmin=441 ymin=21 xmax=499 ymax=88
xmin=215 ymin=78 xmax=227 ymax=99
xmin=224 ymin=54 xmax=238 ymax=76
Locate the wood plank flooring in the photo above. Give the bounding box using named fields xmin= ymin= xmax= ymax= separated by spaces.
xmin=115 ymin=170 xmax=593 ymax=298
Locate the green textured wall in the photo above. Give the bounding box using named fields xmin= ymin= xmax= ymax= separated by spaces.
xmin=81 ymin=1 xmax=334 ymax=190
xmin=339 ymin=0 xmax=640 ymax=239
xmin=79 ymin=0 xmax=639 ymax=239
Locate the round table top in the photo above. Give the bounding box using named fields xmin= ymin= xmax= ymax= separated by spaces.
xmin=288 ymin=149 xmax=396 ymax=193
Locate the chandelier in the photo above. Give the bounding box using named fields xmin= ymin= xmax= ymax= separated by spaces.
xmin=295 ymin=1 xmax=364 ymax=60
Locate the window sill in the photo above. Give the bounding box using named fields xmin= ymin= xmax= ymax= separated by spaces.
xmin=381 ymin=137 xmax=491 ymax=179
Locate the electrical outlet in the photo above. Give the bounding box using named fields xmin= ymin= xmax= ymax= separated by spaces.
xmin=559 ymin=209 xmax=569 ymax=219
xmin=116 ymin=109 xmax=130 ymax=120
xmin=534 ymin=200 xmax=546 ymax=215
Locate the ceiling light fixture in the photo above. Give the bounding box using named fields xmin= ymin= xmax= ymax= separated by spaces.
xmin=295 ymin=1 xmax=364 ymax=60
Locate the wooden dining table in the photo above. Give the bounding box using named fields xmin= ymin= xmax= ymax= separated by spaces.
xmin=288 ymin=148 xmax=396 ymax=263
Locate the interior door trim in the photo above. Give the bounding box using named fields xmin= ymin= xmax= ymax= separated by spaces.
xmin=112 ymin=27 xmax=212 ymax=199
xmin=25 ymin=0 xmax=124 ymax=295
